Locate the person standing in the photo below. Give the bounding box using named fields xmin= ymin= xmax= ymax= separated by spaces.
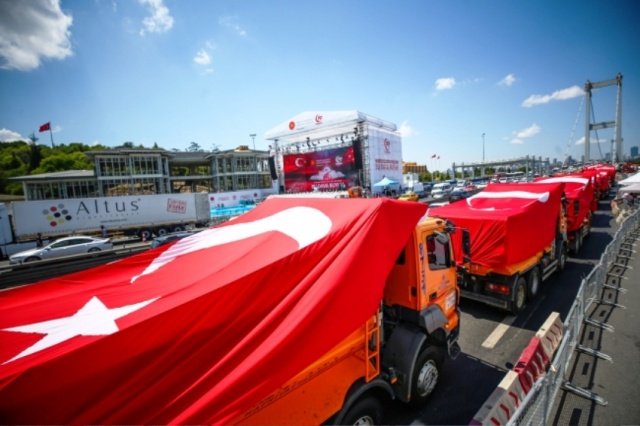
xmin=35 ymin=233 xmax=43 ymax=248
xmin=101 ymin=225 xmax=108 ymax=238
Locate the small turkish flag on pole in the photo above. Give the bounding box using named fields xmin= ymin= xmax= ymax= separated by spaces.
xmin=39 ymin=122 xmax=50 ymax=132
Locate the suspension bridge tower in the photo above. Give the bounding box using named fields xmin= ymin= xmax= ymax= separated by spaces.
xmin=583 ymin=73 xmax=623 ymax=163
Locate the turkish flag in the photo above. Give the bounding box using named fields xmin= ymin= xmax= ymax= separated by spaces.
xmin=0 ymin=197 xmax=427 ymax=424
xmin=38 ymin=122 xmax=50 ymax=132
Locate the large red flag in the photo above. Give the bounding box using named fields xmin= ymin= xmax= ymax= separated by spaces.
xmin=38 ymin=122 xmax=50 ymax=132
xmin=0 ymin=197 xmax=427 ymax=424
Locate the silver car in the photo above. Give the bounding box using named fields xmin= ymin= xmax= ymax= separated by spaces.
xmin=9 ymin=236 xmax=114 ymax=264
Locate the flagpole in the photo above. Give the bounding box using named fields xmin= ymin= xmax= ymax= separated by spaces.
xmin=48 ymin=124 xmax=55 ymax=148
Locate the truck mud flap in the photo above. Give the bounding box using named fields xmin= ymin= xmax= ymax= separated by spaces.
xmin=381 ymin=325 xmax=427 ymax=404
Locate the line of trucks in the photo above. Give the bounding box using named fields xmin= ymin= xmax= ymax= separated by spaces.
xmin=0 ymin=168 xmax=609 ymax=424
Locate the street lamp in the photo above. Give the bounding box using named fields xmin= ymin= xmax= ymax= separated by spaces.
xmin=482 ymin=133 xmax=485 ymax=162
xmin=250 ymin=133 xmax=256 ymax=150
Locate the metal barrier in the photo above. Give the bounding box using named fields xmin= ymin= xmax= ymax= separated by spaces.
xmin=506 ymin=207 xmax=640 ymax=425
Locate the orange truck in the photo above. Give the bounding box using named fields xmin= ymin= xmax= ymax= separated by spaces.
xmin=233 ymin=215 xmax=466 ymax=424
xmin=434 ymin=183 xmax=568 ymax=315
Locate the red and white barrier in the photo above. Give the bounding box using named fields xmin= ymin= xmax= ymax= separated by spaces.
xmin=470 ymin=312 xmax=563 ymax=425
xmin=535 ymin=311 xmax=563 ymax=360
xmin=470 ymin=370 xmax=526 ymax=426
xmin=512 ymin=337 xmax=549 ymax=393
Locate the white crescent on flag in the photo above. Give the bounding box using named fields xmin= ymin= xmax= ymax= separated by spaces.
xmin=466 ymin=190 xmax=549 ymax=207
xmin=131 ymin=206 xmax=332 ymax=282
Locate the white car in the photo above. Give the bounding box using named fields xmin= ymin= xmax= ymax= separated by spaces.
xmin=9 ymin=236 xmax=114 ymax=264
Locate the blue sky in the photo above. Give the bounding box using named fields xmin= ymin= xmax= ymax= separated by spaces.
xmin=1 ymin=0 xmax=638 ymax=170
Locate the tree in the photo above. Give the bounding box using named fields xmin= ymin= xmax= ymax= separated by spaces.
xmin=188 ymin=142 xmax=202 ymax=152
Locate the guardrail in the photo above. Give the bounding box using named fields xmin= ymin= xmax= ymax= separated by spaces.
xmin=470 ymin=206 xmax=640 ymax=425
xmin=0 ymin=243 xmax=150 ymax=289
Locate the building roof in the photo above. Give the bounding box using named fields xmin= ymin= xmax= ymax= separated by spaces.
xmin=8 ymin=170 xmax=96 ymax=182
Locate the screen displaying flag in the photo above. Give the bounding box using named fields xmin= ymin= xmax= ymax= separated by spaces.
xmin=39 ymin=122 xmax=50 ymax=132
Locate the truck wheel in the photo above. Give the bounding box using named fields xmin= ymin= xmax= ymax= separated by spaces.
xmin=140 ymin=230 xmax=152 ymax=241
xmin=527 ymin=267 xmax=541 ymax=301
xmin=510 ymin=277 xmax=527 ymax=315
xmin=172 ymin=225 xmax=185 ymax=233
xmin=156 ymin=228 xmax=168 ymax=237
xmin=341 ymin=396 xmax=383 ymax=425
xmin=573 ymin=232 xmax=582 ymax=254
xmin=409 ymin=346 xmax=443 ymax=408
xmin=556 ymin=244 xmax=567 ymax=272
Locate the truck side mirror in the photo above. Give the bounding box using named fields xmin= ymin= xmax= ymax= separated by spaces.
xmin=462 ymin=229 xmax=471 ymax=260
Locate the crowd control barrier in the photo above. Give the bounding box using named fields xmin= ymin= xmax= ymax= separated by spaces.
xmin=470 ymin=205 xmax=639 ymax=425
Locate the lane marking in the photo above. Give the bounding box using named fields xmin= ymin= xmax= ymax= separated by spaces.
xmin=482 ymin=315 xmax=517 ymax=349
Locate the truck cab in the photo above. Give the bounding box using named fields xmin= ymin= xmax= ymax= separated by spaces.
xmin=234 ymin=216 xmax=464 ymax=425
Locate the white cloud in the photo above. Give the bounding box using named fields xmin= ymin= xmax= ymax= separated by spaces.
xmin=435 ymin=77 xmax=456 ymax=91
xmin=0 ymin=1 xmax=73 ymax=71
xmin=0 ymin=128 xmax=24 ymax=142
xmin=219 ymin=16 xmax=247 ymax=37
xmin=510 ymin=124 xmax=541 ymax=144
xmin=399 ymin=121 xmax=417 ymax=137
xmin=522 ymin=85 xmax=583 ymax=107
xmin=575 ymin=136 xmax=609 ymax=146
xmin=139 ymin=0 xmax=174 ymax=36
xmin=194 ymin=42 xmax=216 ymax=73
xmin=498 ymin=74 xmax=516 ymax=87
xmin=194 ymin=50 xmax=211 ymax=65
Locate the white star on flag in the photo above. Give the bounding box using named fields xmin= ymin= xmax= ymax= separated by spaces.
xmin=3 ymin=296 xmax=158 ymax=364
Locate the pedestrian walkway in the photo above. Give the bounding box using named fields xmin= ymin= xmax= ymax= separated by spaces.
xmin=550 ymin=216 xmax=640 ymax=425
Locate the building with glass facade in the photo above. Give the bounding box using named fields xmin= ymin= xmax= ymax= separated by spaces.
xmin=10 ymin=146 xmax=274 ymax=201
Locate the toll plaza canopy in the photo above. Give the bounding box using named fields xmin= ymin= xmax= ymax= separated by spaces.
xmin=433 ymin=182 xmax=564 ymax=269
xmin=0 ymin=197 xmax=427 ymax=425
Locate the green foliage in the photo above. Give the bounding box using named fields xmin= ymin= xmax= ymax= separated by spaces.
xmin=0 ymin=141 xmax=140 ymax=196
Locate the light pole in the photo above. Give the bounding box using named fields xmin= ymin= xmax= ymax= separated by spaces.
xmin=482 ymin=133 xmax=485 ymax=162
xmin=250 ymin=133 xmax=256 ymax=150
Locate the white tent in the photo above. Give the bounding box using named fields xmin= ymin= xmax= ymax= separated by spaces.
xmin=618 ymin=172 xmax=640 ymax=186
xmin=618 ymin=183 xmax=640 ymax=194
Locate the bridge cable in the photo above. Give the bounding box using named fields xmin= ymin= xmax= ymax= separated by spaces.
xmin=563 ymin=94 xmax=585 ymax=167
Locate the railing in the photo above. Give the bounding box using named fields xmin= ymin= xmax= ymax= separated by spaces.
xmin=506 ymin=207 xmax=640 ymax=425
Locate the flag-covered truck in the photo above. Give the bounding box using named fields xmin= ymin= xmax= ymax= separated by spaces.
xmin=534 ymin=176 xmax=596 ymax=254
xmin=0 ymin=193 xmax=211 ymax=258
xmin=0 ymin=197 xmax=467 ymax=424
xmin=434 ymin=182 xmax=568 ymax=315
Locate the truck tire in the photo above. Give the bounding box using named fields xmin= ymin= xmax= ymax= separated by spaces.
xmin=341 ymin=396 xmax=383 ymax=425
xmin=140 ymin=229 xmax=153 ymax=241
xmin=556 ymin=243 xmax=567 ymax=272
xmin=510 ymin=277 xmax=527 ymax=315
xmin=172 ymin=225 xmax=185 ymax=233
xmin=573 ymin=232 xmax=582 ymax=254
xmin=527 ymin=267 xmax=541 ymax=301
xmin=409 ymin=346 xmax=443 ymax=408
xmin=156 ymin=228 xmax=169 ymax=237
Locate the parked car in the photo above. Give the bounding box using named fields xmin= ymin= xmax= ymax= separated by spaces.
xmin=463 ymin=183 xmax=478 ymax=192
xmin=150 ymin=231 xmax=198 ymax=249
xmin=398 ymin=191 xmax=419 ymax=202
xmin=450 ymin=188 xmax=471 ymax=202
xmin=9 ymin=236 xmax=113 ymax=264
xmin=431 ymin=189 xmax=449 ymax=200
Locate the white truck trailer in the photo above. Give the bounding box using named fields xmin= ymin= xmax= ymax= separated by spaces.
xmin=0 ymin=193 xmax=211 ymax=258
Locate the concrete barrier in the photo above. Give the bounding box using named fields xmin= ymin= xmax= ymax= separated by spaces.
xmin=470 ymin=370 xmax=526 ymax=425
xmin=535 ymin=311 xmax=563 ymax=360
xmin=513 ymin=337 xmax=548 ymax=393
